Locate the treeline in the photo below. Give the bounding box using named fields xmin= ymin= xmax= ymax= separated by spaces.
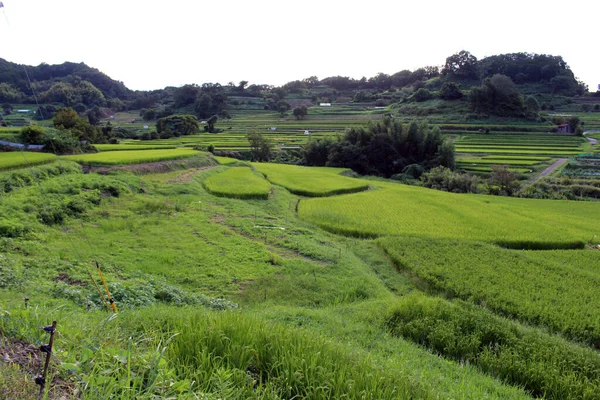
xmin=280 ymin=52 xmax=586 ymax=96
xmin=302 ymin=118 xmax=454 ymax=177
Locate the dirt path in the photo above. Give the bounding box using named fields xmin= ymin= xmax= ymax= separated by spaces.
xmin=166 ymin=166 xmax=216 ymax=183
xmin=583 ymin=131 xmax=598 ymax=145
xmin=523 ymin=158 xmax=568 ymax=187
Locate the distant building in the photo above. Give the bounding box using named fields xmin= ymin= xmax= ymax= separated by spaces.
xmin=557 ymin=124 xmax=572 ymax=134
xmin=270 ymin=127 xmax=277 ymax=131
xmin=16 ymin=109 xmax=31 ymax=113
xmin=319 ymin=103 xmax=331 ymax=107
xmin=0 ymin=140 xmax=45 ymax=150
xmin=304 ymin=130 xmax=311 ymax=135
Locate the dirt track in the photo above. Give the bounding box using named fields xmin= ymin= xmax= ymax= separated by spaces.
xmin=523 ymin=158 xmax=568 ymax=187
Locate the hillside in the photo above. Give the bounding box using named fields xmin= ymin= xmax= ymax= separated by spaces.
xmin=0 ymin=51 xmax=593 ymax=123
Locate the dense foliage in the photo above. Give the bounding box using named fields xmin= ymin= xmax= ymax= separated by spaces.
xmin=302 ymin=118 xmax=454 ymax=177
xmin=155 ymin=114 xmax=200 ymax=137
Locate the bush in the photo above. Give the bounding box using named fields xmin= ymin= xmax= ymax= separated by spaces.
xmin=412 ymin=88 xmax=433 ymax=102
xmin=421 ymin=166 xmax=479 ymax=193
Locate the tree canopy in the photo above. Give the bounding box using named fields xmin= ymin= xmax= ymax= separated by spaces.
xmin=303 ymin=118 xmax=454 ymax=177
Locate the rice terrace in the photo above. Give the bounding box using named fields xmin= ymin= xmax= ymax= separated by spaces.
xmin=1 ymin=47 xmax=600 ymax=400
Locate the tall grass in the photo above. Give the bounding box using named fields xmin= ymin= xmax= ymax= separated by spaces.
xmin=378 ymin=236 xmax=600 ymax=345
xmin=385 ymin=293 xmax=600 ymax=399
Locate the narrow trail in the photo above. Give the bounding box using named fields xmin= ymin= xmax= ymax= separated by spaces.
xmin=583 ymin=131 xmax=599 ymax=146
xmin=523 ymin=158 xmax=568 ymax=187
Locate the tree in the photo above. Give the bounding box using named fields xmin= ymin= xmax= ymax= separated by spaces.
xmin=489 ymin=165 xmax=520 ymax=195
xmin=156 ymin=114 xmax=200 ymax=137
xmin=19 ymin=126 xmax=46 ymax=145
xmin=441 ymin=50 xmax=479 ymax=79
xmin=412 ymin=88 xmax=432 ymax=102
xmin=53 ymin=107 xmax=80 ymax=129
xmin=2 ymin=102 xmax=12 ymax=115
xmin=204 ymin=115 xmax=218 ymax=133
xmin=469 ymin=74 xmax=524 ymax=116
xmin=524 ymin=96 xmax=540 ymax=112
xmin=247 ymin=132 xmax=273 ymax=162
xmin=293 ymin=105 xmax=308 ymax=120
xmin=439 ymin=82 xmax=463 ymax=100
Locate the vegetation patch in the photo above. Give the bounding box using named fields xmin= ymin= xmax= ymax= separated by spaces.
xmin=252 ymin=163 xmax=369 ymax=197
xmin=61 ymin=149 xmax=200 ymax=166
xmin=385 ymin=293 xmax=600 ymax=399
xmin=0 ymin=152 xmax=57 ymax=171
xmin=378 ymin=236 xmax=600 ymax=345
xmin=203 ymin=167 xmax=271 ymax=200
xmin=299 ymin=181 xmax=597 ymax=247
xmin=93 ymin=144 xmax=178 ymax=151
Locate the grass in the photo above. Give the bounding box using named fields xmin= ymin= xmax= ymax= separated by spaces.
xmin=93 ymin=144 xmax=179 ymax=151
xmin=385 ymin=293 xmax=600 ymax=399
xmin=61 ymin=149 xmax=200 ymax=166
xmin=378 ymin=236 xmax=600 ymax=345
xmin=0 ymin=165 xmax=534 ymax=399
xmin=0 ymin=151 xmax=57 ymax=171
xmin=213 ymin=156 xmax=243 ymax=165
xmin=299 ymin=180 xmax=598 ymax=248
xmin=252 ymin=163 xmax=369 ymax=197
xmin=203 ymin=167 xmax=272 ymax=199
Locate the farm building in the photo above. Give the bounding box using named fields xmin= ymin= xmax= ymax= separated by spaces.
xmin=319 ymin=103 xmax=331 ymax=107
xmin=557 ymin=124 xmax=572 ymax=134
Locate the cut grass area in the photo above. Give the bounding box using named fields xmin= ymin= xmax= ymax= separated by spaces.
xmin=0 ymin=151 xmax=57 ymax=171
xmin=378 ymin=236 xmax=600 ymax=346
xmin=252 ymin=163 xmax=369 ymax=197
xmin=203 ymin=167 xmax=271 ymax=199
xmin=299 ymin=181 xmax=598 ymax=248
xmin=93 ymin=144 xmax=178 ymax=151
xmin=61 ymin=149 xmax=200 ymax=166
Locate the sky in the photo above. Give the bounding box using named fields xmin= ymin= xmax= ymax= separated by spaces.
xmin=0 ymin=0 xmax=598 ymax=92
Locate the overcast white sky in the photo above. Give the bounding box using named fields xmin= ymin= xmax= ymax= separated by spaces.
xmin=1 ymin=0 xmax=597 ymax=91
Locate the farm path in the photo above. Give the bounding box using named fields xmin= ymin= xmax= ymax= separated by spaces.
xmin=166 ymin=166 xmax=216 ymax=183
xmin=583 ymin=131 xmax=598 ymax=146
xmin=523 ymin=158 xmax=568 ymax=187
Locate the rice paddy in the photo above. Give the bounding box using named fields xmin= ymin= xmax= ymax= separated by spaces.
xmin=203 ymin=167 xmax=271 ymax=199
xmin=0 ymin=151 xmax=57 ymax=171
xmin=252 ymin=163 xmax=369 ymax=197
xmin=298 ymin=180 xmax=598 ymax=248
xmin=61 ymin=149 xmax=200 ymax=165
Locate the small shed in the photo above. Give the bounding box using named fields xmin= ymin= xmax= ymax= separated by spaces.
xmin=557 ymin=124 xmax=572 ymax=134
xmin=319 ymin=103 xmax=331 ymax=107
xmin=304 ymin=130 xmax=311 ymax=135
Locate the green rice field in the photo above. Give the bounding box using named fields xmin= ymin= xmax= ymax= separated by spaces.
xmin=0 ymin=151 xmax=57 ymax=171
xmin=252 ymin=163 xmax=369 ymax=197
xmin=61 ymin=149 xmax=200 ymax=166
xmin=93 ymin=144 xmax=179 ymax=151
xmin=203 ymin=167 xmax=272 ymax=199
xmin=379 ymin=236 xmax=600 ymax=345
xmin=298 ymin=180 xmax=599 ymax=248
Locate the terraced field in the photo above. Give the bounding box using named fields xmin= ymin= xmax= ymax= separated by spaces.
xmin=203 ymin=167 xmax=271 ymax=199
xmin=298 ymin=180 xmax=598 ymax=248
xmin=379 ymin=236 xmax=600 ymax=345
xmin=252 ymin=163 xmax=369 ymax=197
xmin=0 ymin=151 xmax=56 ymax=171
xmin=61 ymin=149 xmax=200 ymax=165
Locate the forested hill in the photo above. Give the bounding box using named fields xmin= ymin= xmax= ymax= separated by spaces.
xmin=0 ymin=58 xmax=132 ymax=105
xmin=0 ymin=51 xmax=592 ymax=119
